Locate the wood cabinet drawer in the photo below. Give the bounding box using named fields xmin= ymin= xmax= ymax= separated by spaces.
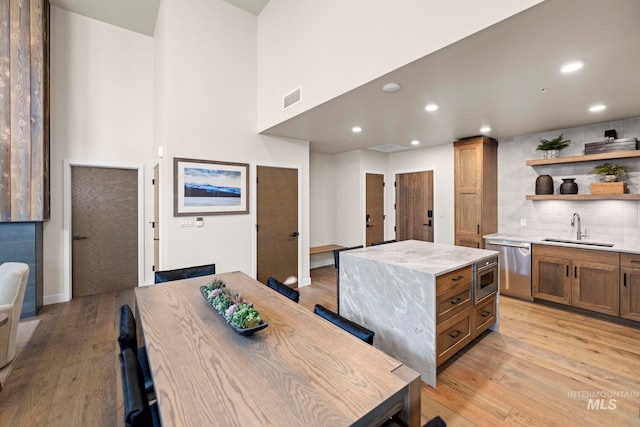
xmin=436 ymin=310 xmax=472 ymax=366
xmin=620 ymin=253 xmax=640 ymax=268
xmin=436 ymin=281 xmax=472 ymax=324
xmin=436 ymin=266 xmax=473 ymax=294
xmin=473 ymin=293 xmax=496 ymax=336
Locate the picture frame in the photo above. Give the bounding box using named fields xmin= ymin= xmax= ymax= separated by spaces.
xmin=173 ymin=158 xmax=249 ymax=216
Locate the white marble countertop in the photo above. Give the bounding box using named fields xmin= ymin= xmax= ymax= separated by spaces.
xmin=345 ymin=240 xmax=498 ymax=276
xmin=483 ymin=233 xmax=640 ymax=254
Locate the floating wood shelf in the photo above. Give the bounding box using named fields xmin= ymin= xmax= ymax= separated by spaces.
xmin=526 ymin=194 xmax=640 ymax=201
xmin=526 ymin=150 xmax=640 ymax=166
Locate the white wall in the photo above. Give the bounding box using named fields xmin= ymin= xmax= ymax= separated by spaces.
xmin=256 ymin=0 xmax=544 ymax=131
xmin=333 ymin=151 xmax=362 ymax=248
xmin=45 ymin=7 xmax=154 ymax=303
xmin=310 ymin=153 xmax=336 ymax=246
xmin=156 ymin=0 xmax=311 ymax=284
xmin=388 ymin=143 xmax=456 ymax=245
xmin=497 ymin=117 xmax=640 ymax=244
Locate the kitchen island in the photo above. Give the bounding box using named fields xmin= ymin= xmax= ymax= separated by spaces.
xmin=340 ymin=240 xmax=499 ymax=387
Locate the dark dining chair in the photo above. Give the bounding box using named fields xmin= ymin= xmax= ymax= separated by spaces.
xmin=153 ymin=263 xmax=216 ymax=283
xmin=313 ymin=304 xmax=374 ymax=345
xmin=371 ymin=239 xmax=397 ymax=246
xmin=266 ymin=277 xmax=300 ymax=303
xmin=118 ymin=305 xmax=154 ymax=396
xmin=332 ymin=245 xmax=363 ymax=313
xmin=120 ymin=347 xmax=161 ymax=427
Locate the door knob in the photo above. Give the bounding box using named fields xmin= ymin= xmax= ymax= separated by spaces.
xmin=73 ymin=236 xmax=88 ymax=241
xmin=290 ymin=232 xmax=300 ymax=237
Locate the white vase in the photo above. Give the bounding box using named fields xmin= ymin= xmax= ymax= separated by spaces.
xmin=602 ymin=174 xmax=618 ymax=183
xmin=543 ymin=149 xmax=560 ymax=159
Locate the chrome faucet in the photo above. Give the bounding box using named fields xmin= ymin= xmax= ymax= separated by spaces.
xmin=571 ymin=213 xmax=587 ymax=240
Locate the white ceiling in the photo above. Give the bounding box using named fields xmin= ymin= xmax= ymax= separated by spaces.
xmin=50 ymin=0 xmax=161 ymax=36
xmin=49 ymin=0 xmax=639 ymax=155
xmin=262 ymin=0 xmax=640 ymax=154
xmin=49 ymin=0 xmax=269 ymax=35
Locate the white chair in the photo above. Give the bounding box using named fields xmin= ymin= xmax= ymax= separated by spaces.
xmin=0 ymin=262 xmax=29 ymax=368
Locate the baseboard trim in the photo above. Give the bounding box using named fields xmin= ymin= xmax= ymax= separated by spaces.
xmin=299 ymin=277 xmax=311 ymax=287
xmin=43 ymin=293 xmax=68 ymax=305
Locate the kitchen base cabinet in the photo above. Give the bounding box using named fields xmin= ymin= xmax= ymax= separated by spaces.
xmin=572 ymin=260 xmax=619 ymax=316
xmin=533 ymin=244 xmax=622 ymax=319
xmin=620 ymin=253 xmax=640 ymax=322
xmin=532 ymin=253 xmax=572 ymax=304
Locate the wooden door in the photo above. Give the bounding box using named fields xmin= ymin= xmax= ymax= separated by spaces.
xmin=621 ymin=267 xmax=640 ymax=322
xmin=532 ymin=255 xmax=571 ymax=304
xmin=572 ymin=260 xmax=619 ymax=316
xmin=153 ymin=164 xmax=159 ymax=271
xmin=72 ymin=166 xmax=138 ymax=297
xmin=365 ymin=173 xmax=384 ymax=246
xmin=257 ymin=166 xmax=298 ymax=286
xmin=455 ymin=143 xmax=481 ymax=247
xmin=395 ymin=171 xmax=434 ymax=242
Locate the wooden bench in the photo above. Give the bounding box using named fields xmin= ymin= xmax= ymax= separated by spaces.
xmin=310 ymin=244 xmax=345 ymax=255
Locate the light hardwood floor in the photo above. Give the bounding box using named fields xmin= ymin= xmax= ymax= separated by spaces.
xmin=1 ymin=265 xmax=639 ymax=426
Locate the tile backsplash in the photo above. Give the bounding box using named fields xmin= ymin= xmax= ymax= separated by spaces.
xmin=497 ymin=117 xmax=640 ymax=245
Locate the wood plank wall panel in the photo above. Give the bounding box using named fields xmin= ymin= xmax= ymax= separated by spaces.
xmin=0 ymin=0 xmax=11 ymax=221
xmin=0 ymin=0 xmax=49 ymax=222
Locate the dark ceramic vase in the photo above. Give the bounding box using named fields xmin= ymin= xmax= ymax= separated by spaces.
xmin=535 ymin=175 xmax=554 ymax=195
xmin=560 ymin=178 xmax=578 ymax=194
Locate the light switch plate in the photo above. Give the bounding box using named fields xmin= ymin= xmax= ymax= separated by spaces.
xmin=180 ymin=218 xmax=194 ymax=227
xmin=520 ymin=218 xmax=527 ymax=227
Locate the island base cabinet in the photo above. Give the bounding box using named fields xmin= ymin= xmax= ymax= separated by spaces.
xmin=436 ymin=310 xmax=472 ymax=366
xmin=473 ymin=294 xmax=496 ymax=336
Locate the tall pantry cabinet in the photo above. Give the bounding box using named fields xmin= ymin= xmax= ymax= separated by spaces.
xmin=454 ymin=137 xmax=498 ymax=249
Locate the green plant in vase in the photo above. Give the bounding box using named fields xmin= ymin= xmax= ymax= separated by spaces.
xmin=536 ymin=134 xmax=571 ymax=159
xmin=589 ymin=163 xmax=627 ymax=182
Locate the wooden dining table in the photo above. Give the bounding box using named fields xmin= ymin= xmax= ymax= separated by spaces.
xmin=135 ymin=271 xmax=421 ymax=426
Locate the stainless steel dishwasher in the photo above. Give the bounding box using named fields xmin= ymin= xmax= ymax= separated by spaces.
xmin=485 ymin=238 xmax=532 ymax=300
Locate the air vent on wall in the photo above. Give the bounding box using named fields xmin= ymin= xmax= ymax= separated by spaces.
xmin=368 ymin=144 xmax=410 ymax=153
xmin=283 ymin=87 xmax=302 ymax=110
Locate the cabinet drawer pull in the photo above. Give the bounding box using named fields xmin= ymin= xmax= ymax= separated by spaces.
xmin=449 ymin=330 xmax=462 ymax=339
xmin=566 ymin=265 xmax=569 ymax=277
xmin=450 ymin=297 xmax=462 ymax=305
xmin=477 ymin=224 xmax=480 ymax=234
xmin=480 ymin=311 xmax=491 ymax=318
xmin=624 ymin=273 xmax=627 ymax=287
xmin=574 ymin=266 xmax=577 ymax=278
xmin=451 ymin=275 xmax=464 ymax=282
xmin=630 ymin=260 xmax=640 ymax=263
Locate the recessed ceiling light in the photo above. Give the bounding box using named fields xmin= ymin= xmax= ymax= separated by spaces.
xmin=480 ymin=126 xmax=491 ymax=133
xmin=561 ymin=61 xmax=584 ymax=73
xmin=352 ymin=126 xmax=362 ymax=133
xmin=425 ymin=103 xmax=439 ymax=112
xmin=411 ymin=140 xmax=420 ymax=146
xmin=382 ymin=83 xmax=401 ymax=93
xmin=589 ymin=104 xmax=606 ymax=112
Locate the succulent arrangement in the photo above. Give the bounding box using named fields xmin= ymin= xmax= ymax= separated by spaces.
xmin=202 ymin=279 xmax=262 ymax=329
xmin=536 ymin=133 xmax=572 ymax=151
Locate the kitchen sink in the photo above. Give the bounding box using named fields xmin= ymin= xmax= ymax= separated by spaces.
xmin=542 ymin=238 xmax=614 ymax=247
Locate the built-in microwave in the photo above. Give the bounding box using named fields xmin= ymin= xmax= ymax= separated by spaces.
xmin=474 ymin=256 xmax=499 ymax=303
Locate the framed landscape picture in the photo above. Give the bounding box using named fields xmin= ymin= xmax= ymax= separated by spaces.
xmin=174 ymin=158 xmax=249 ymax=216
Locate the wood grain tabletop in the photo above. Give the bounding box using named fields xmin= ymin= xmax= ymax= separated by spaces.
xmin=135 ymin=271 xmax=420 ymax=427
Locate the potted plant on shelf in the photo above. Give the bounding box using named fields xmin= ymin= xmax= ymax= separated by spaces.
xmin=536 ymin=134 xmax=571 ymax=159
xmin=589 ymin=163 xmax=627 ymax=182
